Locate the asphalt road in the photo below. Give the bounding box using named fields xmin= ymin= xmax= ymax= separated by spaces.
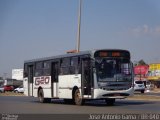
xmin=0 ymin=96 xmax=160 ymax=120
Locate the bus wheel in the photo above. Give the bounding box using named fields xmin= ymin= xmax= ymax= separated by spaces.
xmin=38 ymin=89 xmax=51 ymax=103
xmin=105 ymin=98 xmax=115 ymax=106
xmin=38 ymin=89 xmax=44 ymax=103
xmin=74 ymin=89 xmax=84 ymax=105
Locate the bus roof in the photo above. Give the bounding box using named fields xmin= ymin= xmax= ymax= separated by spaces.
xmin=24 ymin=50 xmax=91 ymax=63
xmin=24 ymin=49 xmax=130 ymax=64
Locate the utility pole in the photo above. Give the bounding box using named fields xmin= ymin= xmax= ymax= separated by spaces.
xmin=76 ymin=0 xmax=82 ymax=52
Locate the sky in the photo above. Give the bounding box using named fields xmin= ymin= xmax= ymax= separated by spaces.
xmin=0 ymin=0 xmax=160 ymax=77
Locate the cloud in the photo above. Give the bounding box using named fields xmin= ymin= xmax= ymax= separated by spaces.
xmin=128 ymin=25 xmax=160 ymax=37
xmin=143 ymin=25 xmax=149 ymax=33
xmin=155 ymin=26 xmax=160 ymax=34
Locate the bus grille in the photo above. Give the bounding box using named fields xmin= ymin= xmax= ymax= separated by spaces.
xmin=99 ymin=82 xmax=131 ymax=91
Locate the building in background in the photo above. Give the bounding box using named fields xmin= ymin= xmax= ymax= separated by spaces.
xmin=4 ymin=79 xmax=22 ymax=87
xmin=0 ymin=77 xmax=4 ymax=86
xmin=12 ymin=69 xmax=23 ymax=80
xmin=0 ymin=69 xmax=24 ymax=87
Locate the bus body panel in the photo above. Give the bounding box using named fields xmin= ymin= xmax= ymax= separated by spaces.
xmin=43 ymin=89 xmax=52 ymax=98
xmin=33 ymin=87 xmax=38 ymax=97
xmin=23 ymin=77 xmax=28 ymax=96
xmin=23 ymin=78 xmax=33 ymax=96
xmin=58 ymin=74 xmax=81 ymax=98
xmin=53 ymin=82 xmax=58 ymax=98
xmin=33 ymin=82 xmax=59 ymax=98
xmin=29 ymin=83 xmax=33 ymax=96
xmin=33 ymin=76 xmax=52 ymax=98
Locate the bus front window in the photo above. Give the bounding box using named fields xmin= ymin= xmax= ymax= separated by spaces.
xmin=95 ymin=58 xmax=132 ymax=82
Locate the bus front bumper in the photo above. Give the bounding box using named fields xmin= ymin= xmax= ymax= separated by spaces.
xmin=93 ymin=88 xmax=134 ymax=99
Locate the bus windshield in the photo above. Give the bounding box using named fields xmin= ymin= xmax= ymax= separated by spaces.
xmin=95 ymin=58 xmax=132 ymax=82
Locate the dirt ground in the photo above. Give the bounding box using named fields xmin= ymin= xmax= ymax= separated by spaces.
xmin=0 ymin=91 xmax=24 ymax=96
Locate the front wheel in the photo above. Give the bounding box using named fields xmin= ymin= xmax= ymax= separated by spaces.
xmin=74 ymin=89 xmax=84 ymax=105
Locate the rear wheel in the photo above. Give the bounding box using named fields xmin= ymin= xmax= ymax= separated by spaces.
xmin=105 ymin=98 xmax=115 ymax=106
xmin=74 ymin=89 xmax=84 ymax=105
xmin=38 ymin=89 xmax=44 ymax=103
xmin=38 ymin=89 xmax=51 ymax=103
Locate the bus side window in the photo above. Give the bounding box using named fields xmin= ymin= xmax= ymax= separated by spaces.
xmin=43 ymin=61 xmax=50 ymax=76
xmin=35 ymin=62 xmax=43 ymax=77
xmin=24 ymin=64 xmax=28 ymax=77
xmin=60 ymin=58 xmax=70 ymax=75
xmin=70 ymin=57 xmax=80 ymax=74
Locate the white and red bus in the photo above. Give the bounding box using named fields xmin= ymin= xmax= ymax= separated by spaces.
xmin=23 ymin=49 xmax=134 ymax=105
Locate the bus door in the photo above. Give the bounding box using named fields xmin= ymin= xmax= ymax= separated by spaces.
xmin=28 ymin=65 xmax=34 ymax=96
xmin=82 ymin=58 xmax=92 ymax=97
xmin=51 ymin=62 xmax=59 ymax=98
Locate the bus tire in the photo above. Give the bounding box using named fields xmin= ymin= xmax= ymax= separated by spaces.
xmin=38 ymin=89 xmax=51 ymax=103
xmin=38 ymin=89 xmax=45 ymax=103
xmin=105 ymin=98 xmax=115 ymax=106
xmin=38 ymin=88 xmax=51 ymax=103
xmin=74 ymin=89 xmax=84 ymax=105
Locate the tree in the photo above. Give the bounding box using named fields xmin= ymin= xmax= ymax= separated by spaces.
xmin=138 ymin=59 xmax=147 ymax=65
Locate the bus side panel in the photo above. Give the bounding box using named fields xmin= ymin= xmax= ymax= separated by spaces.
xmin=43 ymin=89 xmax=52 ymax=98
xmin=23 ymin=78 xmax=34 ymax=96
xmin=30 ymin=83 xmax=33 ymax=96
xmin=53 ymin=82 xmax=58 ymax=98
xmin=33 ymin=76 xmax=52 ymax=98
xmin=33 ymin=88 xmax=38 ymax=97
xmin=23 ymin=77 xmax=28 ymax=96
xmin=33 ymin=88 xmax=52 ymax=98
xmin=23 ymin=78 xmax=33 ymax=96
xmin=58 ymin=74 xmax=81 ymax=99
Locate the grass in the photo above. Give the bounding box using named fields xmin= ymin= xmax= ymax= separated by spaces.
xmin=127 ymin=94 xmax=160 ymax=101
xmin=0 ymin=91 xmax=24 ymax=96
